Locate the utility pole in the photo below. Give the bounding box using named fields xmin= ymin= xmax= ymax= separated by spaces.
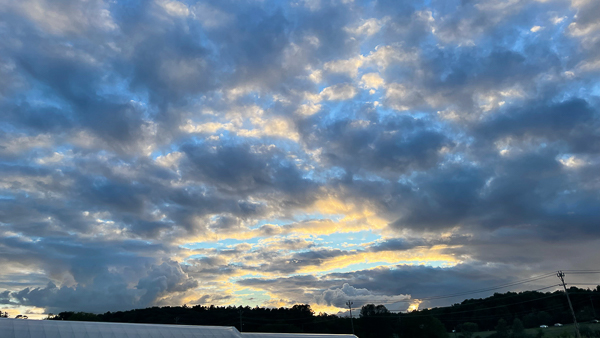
xmin=239 ymin=309 xmax=243 ymax=332
xmin=557 ymin=271 xmax=582 ymax=338
xmin=346 ymin=300 xmax=355 ymax=335
xmin=591 ymin=295 xmax=597 ymax=319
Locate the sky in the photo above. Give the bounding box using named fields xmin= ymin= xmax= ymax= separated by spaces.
xmin=0 ymin=0 xmax=599 ymax=319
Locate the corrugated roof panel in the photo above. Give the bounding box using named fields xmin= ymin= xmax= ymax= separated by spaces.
xmin=42 ymin=320 xmax=61 ymax=338
xmin=0 ymin=319 xmax=357 ymax=338
xmin=241 ymin=333 xmax=358 ymax=338
xmin=0 ymin=319 xmax=243 ymax=338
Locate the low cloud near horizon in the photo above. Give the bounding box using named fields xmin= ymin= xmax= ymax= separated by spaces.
xmin=0 ymin=0 xmax=599 ymax=317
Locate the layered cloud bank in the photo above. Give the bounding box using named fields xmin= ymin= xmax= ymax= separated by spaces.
xmin=0 ymin=0 xmax=599 ymax=317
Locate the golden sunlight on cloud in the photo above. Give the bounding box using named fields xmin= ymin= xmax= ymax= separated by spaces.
xmin=407 ymin=300 xmax=422 ymax=312
xmin=178 ymin=196 xmax=391 ymax=245
xmin=322 ymin=45 xmax=416 ymax=80
xmin=312 ymin=303 xmax=348 ymax=315
xmin=559 ymin=155 xmax=586 ymax=168
xmin=180 ymin=116 xmax=299 ymax=142
xmin=360 ymin=73 xmax=385 ymax=89
xmin=294 ymin=246 xmax=461 ymax=275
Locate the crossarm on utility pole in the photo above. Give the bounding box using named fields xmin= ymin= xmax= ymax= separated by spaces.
xmin=557 ymin=271 xmax=582 ymax=338
xmin=346 ymin=300 xmax=355 ymax=336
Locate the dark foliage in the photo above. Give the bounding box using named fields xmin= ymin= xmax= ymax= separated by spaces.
xmin=39 ymin=286 xmax=600 ymax=338
xmin=413 ymin=286 xmax=600 ymax=332
xmin=399 ymin=314 xmax=449 ymax=338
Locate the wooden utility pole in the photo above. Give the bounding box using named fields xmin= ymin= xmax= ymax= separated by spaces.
xmin=557 ymin=271 xmax=582 ymax=338
xmin=239 ymin=309 xmax=243 ymax=332
xmin=346 ymin=300 xmax=355 ymax=335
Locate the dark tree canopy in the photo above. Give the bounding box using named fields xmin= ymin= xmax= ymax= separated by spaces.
xmin=28 ymin=286 xmax=600 ymax=338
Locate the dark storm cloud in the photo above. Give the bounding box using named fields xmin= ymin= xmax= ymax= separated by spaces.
xmin=187 ymin=235 xmax=465 ymax=277
xmin=0 ymin=21 xmax=148 ymax=151
xmin=180 ymin=141 xmax=319 ymax=203
xmin=260 ymin=249 xmax=352 ymax=274
xmin=0 ymin=234 xmax=170 ymax=281
xmin=336 ymin=146 xmax=600 ymax=235
xmin=3 ymin=260 xmax=196 ymax=313
xmin=299 ymin=114 xmax=451 ymax=178
xmin=382 ymin=46 xmax=562 ymax=115
xmin=0 ymin=0 xmax=347 ymax=150
xmin=325 ymin=264 xmax=527 ymax=307
xmin=474 ymin=98 xmax=600 ymax=153
xmin=0 ymin=232 xmax=198 ymax=313
xmin=366 ymin=235 xmax=471 ymax=253
xmin=238 ymin=262 xmax=556 ymax=309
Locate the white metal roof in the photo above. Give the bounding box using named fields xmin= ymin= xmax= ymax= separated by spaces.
xmin=0 ymin=318 xmax=358 ymax=338
xmin=242 ymin=333 xmax=357 ymax=338
xmin=0 ymin=318 xmax=243 ymax=338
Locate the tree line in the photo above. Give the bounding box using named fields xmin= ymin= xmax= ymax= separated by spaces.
xmin=3 ymin=285 xmax=598 ymax=338
xmin=419 ymin=286 xmax=600 ymax=332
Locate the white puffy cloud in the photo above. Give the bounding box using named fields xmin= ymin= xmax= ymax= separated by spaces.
xmin=316 ymin=283 xmax=411 ymax=308
xmin=159 ymin=1 xmax=189 ymax=17
xmin=320 ymin=83 xmax=358 ymax=101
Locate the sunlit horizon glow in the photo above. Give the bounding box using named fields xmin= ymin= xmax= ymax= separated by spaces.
xmin=0 ymin=0 xmax=599 ymax=318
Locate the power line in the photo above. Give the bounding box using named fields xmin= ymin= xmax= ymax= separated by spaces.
xmin=560 ymin=270 xmax=600 ymax=273
xmin=415 ymin=273 xmax=557 ymax=301
xmin=564 ymin=283 xmax=600 ymax=286
xmin=374 ymin=294 xmax=593 ymax=322
xmin=349 ymin=271 xmax=598 ymax=307
xmin=414 ymin=300 xmax=587 ymax=322
xmin=386 ymin=284 xmax=562 ymax=313
xmin=396 ymin=273 xmax=556 ymax=303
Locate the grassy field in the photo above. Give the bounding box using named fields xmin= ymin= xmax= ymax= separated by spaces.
xmin=460 ymin=323 xmax=600 ymax=338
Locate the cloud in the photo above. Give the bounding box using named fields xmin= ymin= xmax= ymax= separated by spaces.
xmin=300 ymin=115 xmax=451 ymax=178
xmin=136 ymin=260 xmax=199 ymax=305
xmin=0 ymin=0 xmax=599 ymax=317
xmin=236 ymin=262 xmax=573 ymax=311
xmin=345 ymin=17 xmax=390 ymax=36
xmin=0 ymin=0 xmax=117 ymax=35
xmin=530 ymin=25 xmax=544 ymax=32
xmin=360 ymin=73 xmax=385 ymax=89
xmin=160 ymin=1 xmax=190 ymax=17
xmin=2 ymin=259 xmax=195 ymax=313
xmin=320 ymin=84 xmax=358 ymax=101
xmin=192 ymin=3 xmax=233 ymax=28
xmin=316 ymin=283 xmax=410 ymax=308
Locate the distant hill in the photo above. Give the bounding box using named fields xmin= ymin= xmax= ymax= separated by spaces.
xmin=408 ymin=285 xmax=600 ymax=332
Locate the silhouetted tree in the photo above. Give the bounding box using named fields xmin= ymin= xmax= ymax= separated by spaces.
xmin=400 ymin=315 xmax=448 ymax=338
xmin=496 ymin=319 xmax=510 ymax=338
xmin=359 ymin=304 xmax=394 ymax=338
xmin=459 ymin=322 xmax=479 ymax=338
xmin=511 ymin=318 xmax=527 ymax=338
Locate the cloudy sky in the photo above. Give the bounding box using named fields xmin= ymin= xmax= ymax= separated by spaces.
xmin=1 ymin=0 xmax=599 ymax=319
